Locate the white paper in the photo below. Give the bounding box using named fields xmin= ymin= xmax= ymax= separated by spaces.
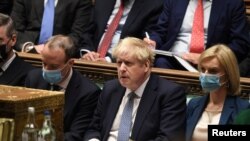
xmin=154 ymin=49 xmax=198 ymax=72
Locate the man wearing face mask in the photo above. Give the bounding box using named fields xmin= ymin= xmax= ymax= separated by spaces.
xmin=0 ymin=13 xmax=34 ymax=86
xmin=25 ymin=35 xmax=101 ymax=141
xmin=186 ymin=44 xmax=250 ymax=141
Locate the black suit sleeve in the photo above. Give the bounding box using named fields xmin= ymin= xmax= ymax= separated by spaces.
xmin=11 ymin=0 xmax=40 ymax=50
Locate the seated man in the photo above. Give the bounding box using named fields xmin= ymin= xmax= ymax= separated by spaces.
xmin=84 ymin=37 xmax=186 ymax=141
xmin=25 ymin=35 xmax=101 ymax=141
xmin=0 ymin=13 xmax=34 ymax=86
xmin=11 ymin=0 xmax=92 ymax=54
xmin=144 ymin=0 xmax=250 ymax=70
xmin=81 ymin=0 xmax=163 ymax=62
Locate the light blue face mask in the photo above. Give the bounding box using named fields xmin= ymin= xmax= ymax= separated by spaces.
xmin=42 ymin=68 xmax=62 ymax=84
xmin=199 ymin=73 xmax=224 ymax=92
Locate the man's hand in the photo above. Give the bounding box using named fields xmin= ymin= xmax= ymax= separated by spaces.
xmin=143 ymin=38 xmax=156 ymax=50
xmin=81 ymin=51 xmax=107 ymax=62
xmin=34 ymin=44 xmax=44 ymax=54
xmin=181 ymin=52 xmax=201 ymax=65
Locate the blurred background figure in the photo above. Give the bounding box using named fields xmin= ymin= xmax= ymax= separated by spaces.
xmin=144 ymin=0 xmax=250 ymax=70
xmin=81 ymin=0 xmax=163 ymax=62
xmin=11 ymin=0 xmax=92 ymax=55
xmin=0 ymin=13 xmax=34 ymax=86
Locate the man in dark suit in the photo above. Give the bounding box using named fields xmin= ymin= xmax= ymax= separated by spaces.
xmin=11 ymin=0 xmax=92 ymax=53
xmin=145 ymin=0 xmax=250 ymax=69
xmin=25 ymin=35 xmax=101 ymax=141
xmin=81 ymin=0 xmax=163 ymax=62
xmin=0 ymin=13 xmax=34 ymax=86
xmin=84 ymin=37 xmax=186 ymax=141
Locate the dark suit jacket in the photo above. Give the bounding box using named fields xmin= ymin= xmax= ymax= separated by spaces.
xmin=150 ymin=0 xmax=250 ymax=62
xmin=0 ymin=0 xmax=13 ymax=15
xmin=11 ymin=0 xmax=92 ymax=51
xmin=84 ymin=74 xmax=186 ymax=141
xmin=0 ymin=54 xmax=34 ymax=86
xmin=186 ymin=94 xmax=250 ymax=141
xmin=25 ymin=69 xmax=101 ymax=141
xmin=239 ymin=51 xmax=250 ymax=77
xmin=81 ymin=0 xmax=163 ymax=52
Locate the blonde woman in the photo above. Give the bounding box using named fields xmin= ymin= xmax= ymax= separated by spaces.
xmin=186 ymin=44 xmax=249 ymax=141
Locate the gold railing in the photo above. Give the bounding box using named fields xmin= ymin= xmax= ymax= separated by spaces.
xmin=17 ymin=52 xmax=250 ymax=98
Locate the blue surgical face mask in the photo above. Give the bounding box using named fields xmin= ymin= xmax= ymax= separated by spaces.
xmin=42 ymin=68 xmax=62 ymax=84
xmin=42 ymin=63 xmax=69 ymax=84
xmin=199 ymin=73 xmax=224 ymax=92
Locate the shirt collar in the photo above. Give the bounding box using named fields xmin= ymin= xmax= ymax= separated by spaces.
xmin=1 ymin=52 xmax=16 ymax=72
xmin=125 ymin=76 xmax=150 ymax=98
xmin=58 ymin=68 xmax=73 ymax=90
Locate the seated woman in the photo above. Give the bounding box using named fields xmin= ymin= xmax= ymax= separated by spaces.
xmin=186 ymin=44 xmax=250 ymax=141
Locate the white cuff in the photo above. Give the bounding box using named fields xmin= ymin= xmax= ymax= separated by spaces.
xmin=105 ymin=56 xmax=112 ymax=63
xmin=21 ymin=42 xmax=34 ymax=52
xmin=80 ymin=49 xmax=91 ymax=57
xmin=89 ymin=138 xmax=100 ymax=141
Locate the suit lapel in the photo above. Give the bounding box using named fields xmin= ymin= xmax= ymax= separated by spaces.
xmin=98 ymin=0 xmax=117 ymax=36
xmin=131 ymin=75 xmax=157 ymax=139
xmin=35 ymin=0 xmax=45 ymax=22
xmin=176 ymin=0 xmax=190 ymax=19
xmin=207 ymin=0 xmax=223 ymax=45
xmin=0 ymin=56 xmax=19 ymax=85
xmin=169 ymin=0 xmax=190 ymax=40
xmin=122 ymin=0 xmax=144 ymax=31
xmin=63 ymin=70 xmax=80 ymax=117
xmin=103 ymin=85 xmax=125 ymax=140
xmin=219 ymin=97 xmax=234 ymax=124
xmin=186 ymin=95 xmax=208 ymax=141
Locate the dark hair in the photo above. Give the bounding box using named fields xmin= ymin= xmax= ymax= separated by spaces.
xmin=0 ymin=13 xmax=16 ymax=38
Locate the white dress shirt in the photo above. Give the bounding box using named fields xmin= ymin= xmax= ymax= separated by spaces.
xmin=170 ymin=0 xmax=212 ymax=54
xmin=89 ymin=76 xmax=150 ymax=141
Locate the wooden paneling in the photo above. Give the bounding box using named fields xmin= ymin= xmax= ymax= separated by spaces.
xmin=17 ymin=52 xmax=250 ymax=98
xmin=245 ymin=0 xmax=250 ymax=15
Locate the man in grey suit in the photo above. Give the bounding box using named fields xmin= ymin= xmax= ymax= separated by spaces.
xmin=84 ymin=37 xmax=186 ymax=141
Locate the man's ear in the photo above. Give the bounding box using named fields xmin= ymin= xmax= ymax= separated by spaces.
xmin=68 ymin=59 xmax=74 ymax=66
xmin=10 ymin=34 xmax=17 ymax=46
xmin=144 ymin=59 xmax=151 ymax=72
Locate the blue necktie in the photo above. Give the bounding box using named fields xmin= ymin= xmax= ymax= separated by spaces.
xmin=117 ymin=92 xmax=135 ymax=141
xmin=38 ymin=0 xmax=55 ymax=44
